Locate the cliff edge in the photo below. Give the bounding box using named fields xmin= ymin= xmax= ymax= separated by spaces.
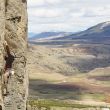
xmin=0 ymin=0 xmax=28 ymax=110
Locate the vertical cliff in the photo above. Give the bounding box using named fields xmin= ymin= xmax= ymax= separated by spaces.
xmin=0 ymin=0 xmax=28 ymax=110
xmin=0 ymin=0 xmax=5 ymax=109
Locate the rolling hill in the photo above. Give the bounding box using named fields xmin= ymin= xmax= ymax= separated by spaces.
xmin=29 ymin=32 xmax=73 ymax=41
xmin=29 ymin=21 xmax=110 ymax=46
xmin=51 ymin=21 xmax=110 ymax=43
xmin=28 ymin=21 xmax=110 ymax=106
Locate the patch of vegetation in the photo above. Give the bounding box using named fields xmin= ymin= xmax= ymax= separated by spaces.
xmin=27 ymin=99 xmax=106 ymax=109
xmin=80 ymin=93 xmax=106 ymax=102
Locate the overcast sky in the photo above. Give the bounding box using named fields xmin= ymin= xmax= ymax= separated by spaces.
xmin=27 ymin=0 xmax=110 ymax=33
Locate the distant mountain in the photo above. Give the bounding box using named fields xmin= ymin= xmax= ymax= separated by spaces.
xmin=52 ymin=21 xmax=110 ymax=43
xmin=28 ymin=32 xmax=36 ymax=38
xmin=29 ymin=21 xmax=110 ymax=45
xmin=29 ymin=32 xmax=73 ymax=40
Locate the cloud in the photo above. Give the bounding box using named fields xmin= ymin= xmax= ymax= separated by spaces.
xmin=45 ymin=0 xmax=62 ymax=4
xmin=27 ymin=0 xmax=45 ymax=7
xmin=83 ymin=7 xmax=110 ymax=17
xmin=28 ymin=7 xmax=65 ymax=18
xmin=27 ymin=0 xmax=110 ymax=33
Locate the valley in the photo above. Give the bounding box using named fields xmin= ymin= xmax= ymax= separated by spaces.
xmin=27 ymin=22 xmax=110 ymax=107
xmin=27 ymin=43 xmax=110 ymax=104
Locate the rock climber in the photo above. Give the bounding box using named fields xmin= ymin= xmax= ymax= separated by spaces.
xmin=3 ymin=41 xmax=15 ymax=95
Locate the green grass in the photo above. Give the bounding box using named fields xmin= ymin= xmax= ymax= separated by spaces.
xmin=27 ymin=99 xmax=107 ymax=109
xmin=80 ymin=93 xmax=106 ymax=102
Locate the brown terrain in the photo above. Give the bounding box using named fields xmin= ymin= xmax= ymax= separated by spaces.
xmin=27 ymin=42 xmax=110 ymax=105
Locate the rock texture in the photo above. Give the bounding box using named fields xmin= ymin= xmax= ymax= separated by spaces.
xmin=0 ymin=0 xmax=28 ymax=110
xmin=0 ymin=1 xmax=5 ymax=109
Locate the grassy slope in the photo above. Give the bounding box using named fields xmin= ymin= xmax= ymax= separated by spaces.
xmin=28 ymin=99 xmax=110 ymax=109
xmin=27 ymin=43 xmax=110 ymax=104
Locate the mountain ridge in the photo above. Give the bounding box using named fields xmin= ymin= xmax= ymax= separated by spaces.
xmin=29 ymin=32 xmax=73 ymax=40
xmin=51 ymin=21 xmax=110 ymax=41
xmin=29 ymin=21 xmax=110 ymax=45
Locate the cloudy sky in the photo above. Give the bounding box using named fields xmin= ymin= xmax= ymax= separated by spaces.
xmin=27 ymin=0 xmax=110 ymax=33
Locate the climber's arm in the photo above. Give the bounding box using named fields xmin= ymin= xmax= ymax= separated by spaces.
xmin=3 ymin=41 xmax=10 ymax=55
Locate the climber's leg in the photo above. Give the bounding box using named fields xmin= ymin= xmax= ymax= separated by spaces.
xmin=3 ymin=71 xmax=9 ymax=95
xmin=3 ymin=71 xmax=9 ymax=84
xmin=3 ymin=84 xmax=8 ymax=95
xmin=11 ymin=69 xmax=15 ymax=75
xmin=7 ymin=69 xmax=14 ymax=79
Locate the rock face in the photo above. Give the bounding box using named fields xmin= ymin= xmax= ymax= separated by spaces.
xmin=0 ymin=1 xmax=5 ymax=109
xmin=0 ymin=0 xmax=28 ymax=110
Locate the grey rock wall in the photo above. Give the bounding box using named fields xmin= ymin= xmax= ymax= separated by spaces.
xmin=0 ymin=0 xmax=28 ymax=110
xmin=0 ymin=0 xmax=5 ymax=109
